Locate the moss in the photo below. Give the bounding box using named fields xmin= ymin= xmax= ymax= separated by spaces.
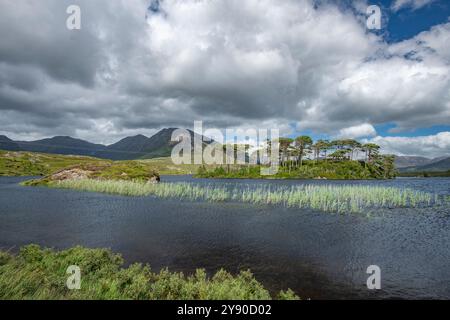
xmin=0 ymin=245 xmax=299 ymax=300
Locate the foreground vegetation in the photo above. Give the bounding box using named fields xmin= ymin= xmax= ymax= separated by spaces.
xmin=0 ymin=245 xmax=297 ymax=300
xmin=49 ymin=179 xmax=439 ymax=214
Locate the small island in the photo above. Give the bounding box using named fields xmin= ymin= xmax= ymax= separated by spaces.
xmin=197 ymin=137 xmax=396 ymax=180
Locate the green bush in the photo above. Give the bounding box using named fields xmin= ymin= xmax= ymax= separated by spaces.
xmin=0 ymin=245 xmax=298 ymax=300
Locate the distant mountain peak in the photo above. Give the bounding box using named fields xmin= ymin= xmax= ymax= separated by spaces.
xmin=46 ymin=136 xmax=84 ymax=141
xmin=133 ymin=134 xmax=148 ymax=138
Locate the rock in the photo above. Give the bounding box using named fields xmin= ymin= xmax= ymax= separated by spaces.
xmin=50 ymin=168 xmax=93 ymax=181
xmin=146 ymin=175 xmax=160 ymax=184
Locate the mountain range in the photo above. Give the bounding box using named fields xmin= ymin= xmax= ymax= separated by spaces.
xmin=1 ymin=131 xmax=449 ymax=171
xmin=0 ymin=128 xmax=208 ymax=160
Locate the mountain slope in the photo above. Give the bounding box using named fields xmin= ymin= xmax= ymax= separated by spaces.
xmin=16 ymin=136 xmax=108 ymax=158
xmin=139 ymin=128 xmax=184 ymax=159
xmin=394 ymin=156 xmax=433 ymax=168
xmin=402 ymin=157 xmax=450 ymax=172
xmin=105 ymin=134 xmax=151 ymax=160
xmin=0 ymin=135 xmax=20 ymax=151
xmin=137 ymin=128 xmax=212 ymax=159
xmin=104 ymin=128 xmax=207 ymax=160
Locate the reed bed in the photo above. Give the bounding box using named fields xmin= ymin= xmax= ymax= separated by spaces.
xmin=54 ymin=179 xmax=441 ymax=214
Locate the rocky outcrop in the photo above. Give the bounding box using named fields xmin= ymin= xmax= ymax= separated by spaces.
xmin=27 ymin=162 xmax=160 ymax=185
xmin=146 ymin=175 xmax=160 ymax=184
xmin=50 ymin=168 xmax=93 ymax=181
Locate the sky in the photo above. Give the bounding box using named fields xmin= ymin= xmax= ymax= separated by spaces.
xmin=0 ymin=0 xmax=449 ymax=157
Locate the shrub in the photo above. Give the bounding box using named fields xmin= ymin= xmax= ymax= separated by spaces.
xmin=0 ymin=245 xmax=298 ymax=300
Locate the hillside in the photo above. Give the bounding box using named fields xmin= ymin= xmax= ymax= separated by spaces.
xmin=16 ymin=136 xmax=108 ymax=158
xmin=105 ymin=134 xmax=150 ymax=159
xmin=394 ymin=156 xmax=433 ymax=168
xmin=0 ymin=150 xmax=200 ymax=177
xmin=0 ymin=150 xmax=110 ymax=176
xmin=106 ymin=128 xmax=182 ymax=160
xmin=0 ymin=135 xmax=20 ymax=151
xmin=401 ymin=157 xmax=450 ymax=172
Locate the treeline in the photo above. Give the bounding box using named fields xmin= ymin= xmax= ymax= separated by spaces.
xmin=272 ymin=136 xmax=396 ymax=179
xmin=202 ymin=136 xmax=397 ymax=179
xmin=277 ymin=137 xmax=383 ymax=164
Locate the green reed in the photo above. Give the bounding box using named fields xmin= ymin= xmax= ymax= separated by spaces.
xmin=54 ymin=179 xmax=441 ymax=214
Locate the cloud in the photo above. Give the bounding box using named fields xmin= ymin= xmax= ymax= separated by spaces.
xmin=366 ymin=132 xmax=450 ymax=158
xmin=391 ymin=0 xmax=436 ymax=12
xmin=0 ymin=0 xmax=449 ymax=146
xmin=338 ymin=123 xmax=377 ymax=139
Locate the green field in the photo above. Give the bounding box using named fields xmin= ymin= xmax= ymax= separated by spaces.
xmin=0 ymin=245 xmax=298 ymax=300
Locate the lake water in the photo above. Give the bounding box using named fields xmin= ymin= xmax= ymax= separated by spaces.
xmin=0 ymin=176 xmax=449 ymax=299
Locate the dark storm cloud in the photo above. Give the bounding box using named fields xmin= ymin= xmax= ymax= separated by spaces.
xmin=0 ymin=1 xmax=106 ymax=87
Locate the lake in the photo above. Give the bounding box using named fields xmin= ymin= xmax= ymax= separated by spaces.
xmin=0 ymin=175 xmax=449 ymax=299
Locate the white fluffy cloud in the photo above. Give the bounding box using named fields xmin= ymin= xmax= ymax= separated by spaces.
xmin=338 ymin=123 xmax=377 ymax=139
xmin=0 ymin=0 xmax=449 ymax=155
xmin=367 ymin=132 xmax=450 ymax=157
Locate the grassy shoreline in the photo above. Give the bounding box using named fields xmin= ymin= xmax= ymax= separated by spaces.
xmin=0 ymin=245 xmax=298 ymax=300
xmin=45 ymin=179 xmax=439 ymax=214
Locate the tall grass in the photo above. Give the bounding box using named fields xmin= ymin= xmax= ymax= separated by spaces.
xmin=53 ymin=179 xmax=442 ymax=214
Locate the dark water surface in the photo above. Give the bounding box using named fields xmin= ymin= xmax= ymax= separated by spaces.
xmin=0 ymin=176 xmax=449 ymax=299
